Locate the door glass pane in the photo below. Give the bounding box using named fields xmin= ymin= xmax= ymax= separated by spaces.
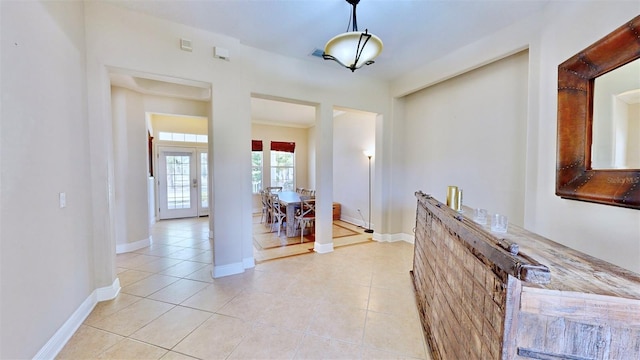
xmin=166 ymin=155 xmax=191 ymax=209
xmin=200 ymin=152 xmax=208 ymax=209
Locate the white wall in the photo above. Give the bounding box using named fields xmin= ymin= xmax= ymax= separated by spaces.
xmin=399 ymin=51 xmax=529 ymax=232
xmin=333 ymin=110 xmax=376 ymax=226
xmin=627 ymin=103 xmax=640 ymax=167
xmin=307 ymin=125 xmax=317 ymax=191
xmin=111 ymin=87 xmax=150 ymax=252
xmin=391 ymin=2 xmax=640 ymax=273
xmin=0 ymin=2 xmax=94 ymax=358
xmin=531 ymin=3 xmax=640 ymax=273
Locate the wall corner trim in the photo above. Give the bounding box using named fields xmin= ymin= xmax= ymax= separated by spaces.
xmin=33 ymin=278 xmax=122 ymax=360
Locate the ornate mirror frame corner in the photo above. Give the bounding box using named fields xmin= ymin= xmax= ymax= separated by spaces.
xmin=556 ymin=15 xmax=640 ymax=210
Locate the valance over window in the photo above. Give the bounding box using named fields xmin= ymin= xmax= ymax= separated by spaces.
xmin=252 ymin=140 xmax=263 ymax=151
xmin=271 ymin=141 xmax=295 ymax=153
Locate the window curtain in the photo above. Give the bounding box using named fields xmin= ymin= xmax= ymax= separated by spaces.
xmin=271 ymin=141 xmax=295 ymax=153
xmin=252 ymin=140 xmax=263 ymax=151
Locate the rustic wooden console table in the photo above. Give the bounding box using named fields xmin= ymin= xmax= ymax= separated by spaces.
xmin=412 ymin=191 xmax=640 ymax=359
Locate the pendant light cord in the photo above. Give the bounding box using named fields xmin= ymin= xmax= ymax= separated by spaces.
xmin=347 ymin=0 xmax=360 ymax=32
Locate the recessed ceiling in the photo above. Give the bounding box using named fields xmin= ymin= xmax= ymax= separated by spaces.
xmin=109 ymin=72 xmax=211 ymax=101
xmin=108 ymin=0 xmax=550 ymax=81
xmin=251 ymin=97 xmax=316 ymax=128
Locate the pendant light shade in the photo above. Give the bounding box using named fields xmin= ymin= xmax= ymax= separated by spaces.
xmin=323 ymin=0 xmax=383 ymax=72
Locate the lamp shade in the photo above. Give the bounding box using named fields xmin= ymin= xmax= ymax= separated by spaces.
xmin=324 ymin=31 xmax=383 ymax=71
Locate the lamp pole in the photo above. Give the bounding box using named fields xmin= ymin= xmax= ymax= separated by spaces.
xmin=365 ymin=154 xmax=373 ymax=233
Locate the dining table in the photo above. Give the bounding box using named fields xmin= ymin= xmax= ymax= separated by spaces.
xmin=275 ymin=191 xmax=309 ymax=238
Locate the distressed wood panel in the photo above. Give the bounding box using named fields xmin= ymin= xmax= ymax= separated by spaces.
xmin=412 ymin=191 xmax=640 ymax=360
xmin=412 ymin=192 xmax=521 ymax=359
xmin=520 ymin=287 xmax=640 ymax=327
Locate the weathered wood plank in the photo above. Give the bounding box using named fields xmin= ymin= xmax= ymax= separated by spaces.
xmin=502 ymin=275 xmax=523 ymax=359
xmin=520 ymin=287 xmax=640 ymax=326
xmin=517 ymin=348 xmax=591 ymax=360
xmin=413 ymin=192 xmax=508 ymax=360
xmin=609 ymin=327 xmax=640 ymax=359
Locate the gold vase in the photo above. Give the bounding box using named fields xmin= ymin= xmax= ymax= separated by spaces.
xmin=447 ymin=186 xmax=458 ymax=209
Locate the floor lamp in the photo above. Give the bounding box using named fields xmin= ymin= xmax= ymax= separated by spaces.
xmin=364 ymin=151 xmax=373 ymax=233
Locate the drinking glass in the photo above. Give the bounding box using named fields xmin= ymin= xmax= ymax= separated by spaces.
xmin=473 ymin=208 xmax=488 ymax=225
xmin=491 ymin=214 xmax=508 ymax=233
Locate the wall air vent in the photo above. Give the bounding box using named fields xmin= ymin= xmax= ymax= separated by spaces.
xmin=180 ymin=38 xmax=192 ymax=52
xmin=213 ymin=46 xmax=230 ymax=61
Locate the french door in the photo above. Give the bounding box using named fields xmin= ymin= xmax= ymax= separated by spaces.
xmin=158 ymin=147 xmax=208 ymax=219
xmin=197 ymin=149 xmax=209 ymax=216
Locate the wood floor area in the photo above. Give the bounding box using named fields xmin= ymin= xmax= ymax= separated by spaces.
xmin=253 ymin=214 xmax=373 ymax=263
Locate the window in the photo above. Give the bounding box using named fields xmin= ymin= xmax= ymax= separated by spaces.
xmin=270 ymin=151 xmax=294 ymax=191
xmin=158 ymin=131 xmax=207 ymax=143
xmin=252 ymin=152 xmax=263 ymax=193
xmin=270 ymin=141 xmax=295 ymax=191
xmin=252 ymin=140 xmax=263 ymax=193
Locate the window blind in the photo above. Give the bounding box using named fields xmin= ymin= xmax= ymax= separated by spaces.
xmin=270 ymin=141 xmax=295 ymax=153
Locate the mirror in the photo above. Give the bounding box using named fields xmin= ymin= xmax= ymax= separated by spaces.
xmin=556 ymin=15 xmax=640 ymax=209
xmin=592 ymin=58 xmax=640 ymax=169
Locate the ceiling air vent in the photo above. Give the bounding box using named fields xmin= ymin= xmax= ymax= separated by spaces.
xmin=310 ymin=48 xmax=325 ymax=58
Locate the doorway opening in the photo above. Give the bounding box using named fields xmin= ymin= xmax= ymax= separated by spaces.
xmin=154 ymin=121 xmax=209 ymax=220
xmin=109 ymin=70 xmax=211 ymax=254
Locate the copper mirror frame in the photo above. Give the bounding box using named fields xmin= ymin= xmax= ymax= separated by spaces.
xmin=556 ymin=15 xmax=640 ymax=210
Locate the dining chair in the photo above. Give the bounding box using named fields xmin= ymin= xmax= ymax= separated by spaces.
xmin=260 ymin=190 xmax=270 ymax=224
xmin=267 ymin=194 xmax=286 ymax=236
xmin=265 ymin=186 xmax=283 ymax=193
xmin=295 ymin=195 xmax=315 ymax=243
xmin=295 ymin=187 xmax=304 ymax=194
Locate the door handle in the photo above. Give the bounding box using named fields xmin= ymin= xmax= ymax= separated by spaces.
xmin=192 ymin=179 xmax=198 ymax=188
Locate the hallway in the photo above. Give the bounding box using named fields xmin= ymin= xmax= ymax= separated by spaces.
xmin=56 ymin=217 xmax=430 ymax=359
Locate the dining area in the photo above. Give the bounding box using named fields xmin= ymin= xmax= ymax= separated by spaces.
xmin=260 ymin=187 xmax=316 ymax=241
xmin=252 ymin=188 xmax=366 ymax=263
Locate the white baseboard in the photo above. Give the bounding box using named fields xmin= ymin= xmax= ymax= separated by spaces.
xmin=212 ymin=261 xmax=244 ymax=278
xmin=97 ymin=277 xmax=121 ymax=301
xmin=115 ymin=236 xmax=152 ymax=254
xmin=374 ymin=232 xmax=414 ymax=243
xmin=243 ymin=256 xmax=255 ymax=269
xmin=33 ymin=278 xmax=121 ymax=360
xmin=340 ymin=215 xmax=366 ymax=227
xmin=313 ymin=241 xmax=334 ymax=254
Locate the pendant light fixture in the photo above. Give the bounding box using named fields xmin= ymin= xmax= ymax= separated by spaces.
xmin=323 ymin=0 xmax=383 ymax=72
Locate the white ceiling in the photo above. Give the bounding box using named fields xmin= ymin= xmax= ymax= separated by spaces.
xmin=107 ymin=0 xmax=550 ymax=125
xmin=108 ymin=0 xmax=548 ymax=80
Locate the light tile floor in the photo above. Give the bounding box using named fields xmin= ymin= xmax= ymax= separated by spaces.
xmin=57 ymin=216 xmax=431 ymax=359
